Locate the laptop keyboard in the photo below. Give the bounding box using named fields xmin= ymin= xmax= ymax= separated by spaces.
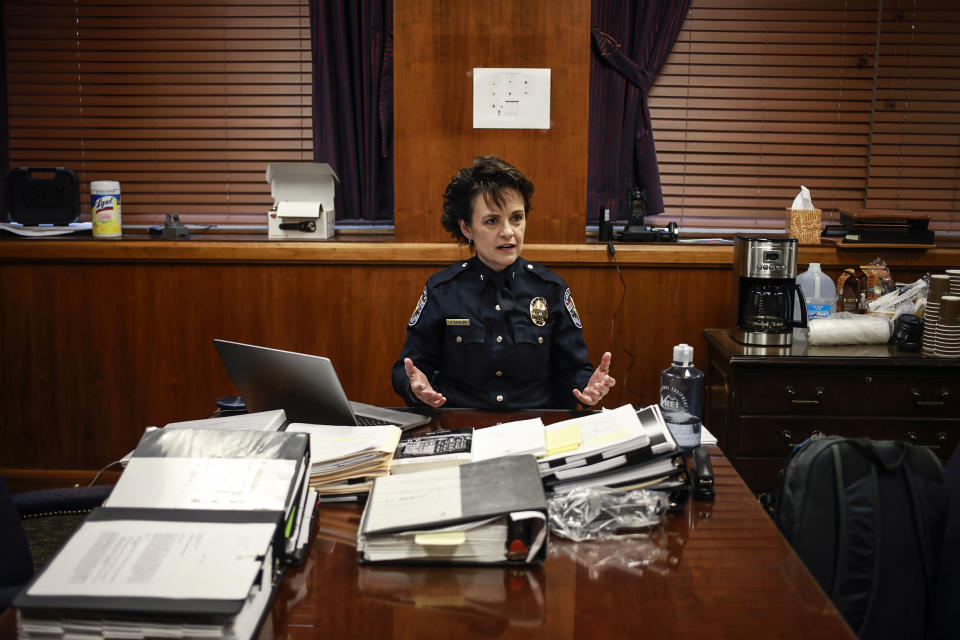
xmin=356 ymin=414 xmax=395 ymax=427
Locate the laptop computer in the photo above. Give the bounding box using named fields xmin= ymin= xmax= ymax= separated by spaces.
xmin=213 ymin=339 xmax=430 ymax=431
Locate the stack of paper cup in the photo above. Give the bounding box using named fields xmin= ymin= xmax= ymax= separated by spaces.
xmin=947 ymin=270 xmax=960 ymax=296
xmin=936 ymin=296 xmax=960 ymax=357
xmin=923 ymin=274 xmax=951 ymax=355
xmin=91 ymin=180 xmax=122 ymax=238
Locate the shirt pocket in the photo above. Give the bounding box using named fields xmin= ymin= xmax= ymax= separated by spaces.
xmin=511 ymin=325 xmax=552 ymax=381
xmin=443 ymin=322 xmax=486 ymax=384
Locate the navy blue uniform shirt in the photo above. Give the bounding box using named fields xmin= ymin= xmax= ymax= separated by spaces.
xmin=392 ymin=256 xmax=594 ymax=409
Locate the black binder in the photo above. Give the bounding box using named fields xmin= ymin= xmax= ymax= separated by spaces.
xmin=106 ymin=428 xmax=312 ymax=566
xmin=358 ymin=455 xmax=548 ymax=565
xmin=15 ymin=508 xmax=280 ymax=639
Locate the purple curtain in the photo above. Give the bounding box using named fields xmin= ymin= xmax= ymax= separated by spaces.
xmin=310 ymin=1 xmax=393 ymax=223
xmin=588 ymin=0 xmax=690 ymax=223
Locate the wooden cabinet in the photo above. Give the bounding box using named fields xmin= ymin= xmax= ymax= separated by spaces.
xmin=703 ymin=328 xmax=960 ymax=495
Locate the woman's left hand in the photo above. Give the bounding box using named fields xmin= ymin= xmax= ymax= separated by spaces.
xmin=572 ymin=351 xmax=616 ymax=406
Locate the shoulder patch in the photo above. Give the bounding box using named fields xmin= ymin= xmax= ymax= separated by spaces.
xmin=563 ymin=288 xmax=582 ymax=329
xmin=408 ymin=287 xmax=428 ymax=326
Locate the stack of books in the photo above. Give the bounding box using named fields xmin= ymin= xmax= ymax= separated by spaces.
xmin=15 ymin=427 xmax=316 ymax=640
xmin=285 ymin=423 xmax=403 ymax=499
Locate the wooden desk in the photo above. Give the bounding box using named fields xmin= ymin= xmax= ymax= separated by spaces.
xmin=261 ymin=409 xmax=852 ymax=639
xmin=0 ymin=409 xmax=855 ymax=639
xmin=703 ymin=328 xmax=960 ymax=494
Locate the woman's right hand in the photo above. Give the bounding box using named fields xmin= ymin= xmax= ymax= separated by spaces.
xmin=404 ymin=358 xmax=447 ymax=407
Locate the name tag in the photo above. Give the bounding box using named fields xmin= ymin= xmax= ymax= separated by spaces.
xmin=445 ymin=319 xmax=471 ymax=326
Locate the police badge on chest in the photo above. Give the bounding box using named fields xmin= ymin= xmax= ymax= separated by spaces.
xmin=529 ymin=297 xmax=548 ymax=327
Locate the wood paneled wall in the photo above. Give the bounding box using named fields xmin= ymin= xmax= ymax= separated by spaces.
xmin=1 ymin=241 xmax=956 ymax=481
xmin=393 ymin=0 xmax=590 ymax=244
xmin=0 ymin=253 xmax=731 ymax=472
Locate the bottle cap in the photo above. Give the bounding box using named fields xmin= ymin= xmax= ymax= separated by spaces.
xmin=809 ymin=262 xmax=821 ymax=271
xmin=672 ymin=343 xmax=693 ymax=366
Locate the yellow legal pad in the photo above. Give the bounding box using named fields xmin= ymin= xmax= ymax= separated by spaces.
xmin=544 ymin=423 xmax=583 ymax=457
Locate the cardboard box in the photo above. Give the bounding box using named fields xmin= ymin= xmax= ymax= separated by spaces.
xmin=265 ymin=163 xmax=338 ymax=240
xmin=786 ymin=207 xmax=822 ymax=245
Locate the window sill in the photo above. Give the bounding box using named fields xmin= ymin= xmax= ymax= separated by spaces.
xmin=1 ymin=231 xmax=958 ymax=268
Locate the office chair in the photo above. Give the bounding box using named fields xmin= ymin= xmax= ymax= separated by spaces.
xmin=0 ymin=477 xmax=113 ymax=613
xmin=0 ymin=475 xmax=33 ymax=613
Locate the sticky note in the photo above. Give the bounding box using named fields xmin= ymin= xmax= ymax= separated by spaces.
xmin=544 ymin=423 xmax=582 ymax=456
xmin=414 ymin=531 xmax=466 ymax=546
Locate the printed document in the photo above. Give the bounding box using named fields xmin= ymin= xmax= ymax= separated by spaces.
xmin=27 ymin=519 xmax=275 ymax=600
xmin=105 ymin=457 xmax=297 ymax=511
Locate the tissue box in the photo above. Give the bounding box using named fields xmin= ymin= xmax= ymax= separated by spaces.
xmin=786 ymin=207 xmax=822 ymax=245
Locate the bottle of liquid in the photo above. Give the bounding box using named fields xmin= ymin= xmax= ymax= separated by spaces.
xmin=659 ymin=344 xmax=704 ymax=451
xmin=794 ymin=262 xmax=836 ymax=322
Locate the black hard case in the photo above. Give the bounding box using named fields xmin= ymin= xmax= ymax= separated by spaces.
xmin=7 ymin=167 xmax=81 ymax=225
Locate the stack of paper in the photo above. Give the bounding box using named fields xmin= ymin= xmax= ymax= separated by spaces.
xmin=358 ymin=455 xmax=548 ymax=565
xmin=163 ymin=408 xmax=287 ymax=432
xmin=285 ymin=423 xmax=402 ymax=497
xmin=16 ymin=512 xmax=278 ymax=640
xmin=389 ymin=418 xmax=547 ymax=474
xmin=538 ymin=404 xmax=687 ymax=497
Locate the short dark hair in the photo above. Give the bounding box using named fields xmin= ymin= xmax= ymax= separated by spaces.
xmin=441 ymin=156 xmax=534 ymax=245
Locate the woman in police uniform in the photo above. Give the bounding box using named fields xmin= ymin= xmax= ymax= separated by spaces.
xmin=391 ymin=156 xmax=615 ymax=410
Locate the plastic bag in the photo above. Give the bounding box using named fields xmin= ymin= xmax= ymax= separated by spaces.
xmin=547 ymin=486 xmax=667 ymax=541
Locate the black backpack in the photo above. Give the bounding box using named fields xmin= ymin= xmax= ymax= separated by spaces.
xmin=774 ymin=436 xmax=947 ymax=639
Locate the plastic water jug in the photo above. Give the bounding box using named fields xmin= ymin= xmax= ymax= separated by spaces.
xmin=794 ymin=263 xmax=836 ymax=322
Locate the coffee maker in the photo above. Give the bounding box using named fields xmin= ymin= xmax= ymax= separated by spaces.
xmin=732 ymin=235 xmax=807 ymax=346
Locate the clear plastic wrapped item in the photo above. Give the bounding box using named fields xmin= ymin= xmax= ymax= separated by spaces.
xmin=547 ymin=486 xmax=667 ymax=542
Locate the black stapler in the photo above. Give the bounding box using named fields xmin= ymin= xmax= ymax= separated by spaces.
xmin=692 ymin=446 xmax=715 ymax=501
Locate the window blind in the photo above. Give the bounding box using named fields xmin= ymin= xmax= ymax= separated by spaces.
xmin=647 ymin=0 xmax=960 ymax=234
xmin=3 ymin=0 xmax=313 ymax=226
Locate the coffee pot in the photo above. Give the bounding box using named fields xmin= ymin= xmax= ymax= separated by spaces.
xmin=732 ymin=235 xmax=807 ymax=346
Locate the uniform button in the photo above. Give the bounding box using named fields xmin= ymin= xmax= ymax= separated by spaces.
xmin=462 ymin=262 xmax=468 ymax=267
xmin=538 ymin=336 xmax=543 ymax=344
xmin=495 ymin=370 xmax=502 ymax=377
xmin=496 ymin=394 xmax=504 ymax=403
xmin=456 ymin=336 xmax=462 ymax=343
xmin=496 ymin=336 xmax=503 ymax=343
xmin=526 ymin=264 xmax=533 ymax=270
xmin=495 ymin=304 xmax=501 ymax=311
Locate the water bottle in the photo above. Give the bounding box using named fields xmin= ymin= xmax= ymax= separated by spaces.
xmin=659 ymin=344 xmax=704 ymax=451
xmin=794 ymin=262 xmax=836 ymax=322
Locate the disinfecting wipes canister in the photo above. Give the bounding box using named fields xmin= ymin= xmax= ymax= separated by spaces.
xmin=91 ymin=180 xmax=122 ymax=238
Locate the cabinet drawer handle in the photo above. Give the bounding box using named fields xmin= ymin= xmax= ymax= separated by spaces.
xmin=781 ymin=429 xmax=793 ymax=448
xmin=911 ymin=387 xmax=950 ymax=407
xmin=784 ymin=386 xmax=824 ymax=406
xmin=904 ymin=431 xmax=948 ymax=450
